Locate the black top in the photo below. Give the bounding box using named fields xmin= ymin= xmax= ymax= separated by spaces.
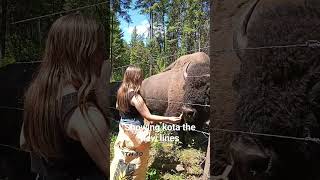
xmin=119 ymin=91 xmax=143 ymax=119
xmin=30 ymin=92 xmax=106 ymax=180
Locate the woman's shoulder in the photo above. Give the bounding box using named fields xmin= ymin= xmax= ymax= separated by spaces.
xmin=128 ymin=90 xmax=137 ymax=98
xmin=66 ymin=104 xmax=106 ymax=141
xmin=128 ymin=90 xmax=144 ymax=100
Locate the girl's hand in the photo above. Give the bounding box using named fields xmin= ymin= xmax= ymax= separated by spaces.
xmin=167 ymin=114 xmax=182 ymax=124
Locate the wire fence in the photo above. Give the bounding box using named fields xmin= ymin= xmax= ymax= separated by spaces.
xmin=113 ymin=39 xmax=320 ymax=73
xmin=3 ymin=119 xmax=320 ymax=153
xmin=2 ymin=2 xmax=320 ymax=175
xmin=2 ymin=97 xmax=318 ymax=145
xmin=0 ymin=111 xmax=210 ymax=153
xmin=2 ymin=39 xmax=320 ymax=146
xmin=210 ymin=39 xmax=320 ymax=52
xmin=8 ymin=39 xmax=320 ymax=66
xmin=140 ymin=97 xmax=210 ymax=107
xmin=9 ymin=45 xmax=210 ymax=68
xmin=2 ymin=91 xmax=320 ymax=145
xmin=4 ymin=0 xmax=209 ymax=77
xmin=0 ymin=92 xmax=210 ymax=112
xmin=212 ymin=128 xmax=320 ymax=144
xmin=10 ymin=1 xmax=111 ymax=25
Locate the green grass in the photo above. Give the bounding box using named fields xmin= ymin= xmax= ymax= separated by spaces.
xmin=110 ymin=134 xmax=117 ymax=161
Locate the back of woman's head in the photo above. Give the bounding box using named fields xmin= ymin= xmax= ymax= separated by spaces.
xmin=23 ymin=13 xmax=106 ymax=158
xmin=46 ymin=13 xmax=105 ymax=81
xmin=116 ymin=66 xmax=144 ymax=112
xmin=123 ymin=66 xmax=143 ymax=87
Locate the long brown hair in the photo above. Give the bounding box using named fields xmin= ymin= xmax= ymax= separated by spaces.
xmin=116 ymin=66 xmax=144 ymax=112
xmin=23 ymin=13 xmax=106 ymax=158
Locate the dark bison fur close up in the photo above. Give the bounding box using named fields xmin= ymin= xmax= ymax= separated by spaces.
xmin=0 ymin=63 xmax=39 ymax=180
xmin=227 ymin=0 xmax=320 ymax=180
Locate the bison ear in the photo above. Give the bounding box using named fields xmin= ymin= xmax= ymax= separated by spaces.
xmin=233 ymin=0 xmax=260 ymax=61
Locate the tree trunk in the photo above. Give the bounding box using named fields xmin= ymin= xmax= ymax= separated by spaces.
xmin=210 ymin=0 xmax=247 ymax=176
xmin=198 ymin=27 xmax=200 ymax=51
xmin=52 ymin=0 xmax=55 ymax=12
xmin=38 ymin=19 xmax=42 ymax=49
xmin=150 ymin=11 xmax=153 ymax=39
xmin=105 ymin=0 xmax=110 ymax=61
xmin=1 ymin=0 xmax=8 ymax=61
xmin=162 ymin=8 xmax=166 ymax=53
xmin=149 ymin=57 xmax=152 ymax=76
xmin=110 ymin=13 xmax=114 ymax=76
xmin=105 ymin=0 xmax=111 ymax=81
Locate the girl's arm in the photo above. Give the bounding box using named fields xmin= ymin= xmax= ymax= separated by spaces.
xmin=130 ymin=94 xmax=181 ymax=124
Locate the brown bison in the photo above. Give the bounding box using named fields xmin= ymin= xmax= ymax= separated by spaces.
xmin=141 ymin=52 xmax=210 ymax=130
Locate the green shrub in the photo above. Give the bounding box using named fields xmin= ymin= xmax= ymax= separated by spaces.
xmin=146 ymin=168 xmax=161 ymax=180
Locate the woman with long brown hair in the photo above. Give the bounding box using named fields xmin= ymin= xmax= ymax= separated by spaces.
xmin=20 ymin=13 xmax=110 ymax=179
xmin=110 ymin=66 xmax=181 ymax=179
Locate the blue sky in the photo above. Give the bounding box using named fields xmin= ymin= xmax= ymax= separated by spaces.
xmin=119 ymin=7 xmax=149 ymax=43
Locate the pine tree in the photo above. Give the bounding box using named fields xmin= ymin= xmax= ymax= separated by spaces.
xmin=111 ymin=14 xmax=130 ymax=81
xmin=129 ymin=27 xmax=150 ymax=77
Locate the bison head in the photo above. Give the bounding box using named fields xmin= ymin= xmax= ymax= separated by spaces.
xmin=182 ymin=62 xmax=210 ymax=129
xmin=231 ymin=0 xmax=320 ymax=179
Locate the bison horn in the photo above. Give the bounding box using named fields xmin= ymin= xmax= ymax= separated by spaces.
xmin=183 ymin=62 xmax=191 ymax=80
xmin=233 ymin=0 xmax=260 ymax=60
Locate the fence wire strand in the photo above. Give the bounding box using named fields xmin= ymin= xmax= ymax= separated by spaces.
xmin=11 ymin=1 xmax=110 ymax=25
xmin=9 ymin=40 xmax=320 ymax=66
xmin=2 ymin=102 xmax=320 ymax=144
xmin=212 ymin=128 xmax=320 ymax=144
xmin=3 ymin=7 xmax=320 ymax=155
xmin=0 ymin=143 xmax=27 ymax=152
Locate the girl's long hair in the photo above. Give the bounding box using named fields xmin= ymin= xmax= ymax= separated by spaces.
xmin=23 ymin=13 xmax=106 ymax=158
xmin=116 ymin=66 xmax=143 ymax=112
